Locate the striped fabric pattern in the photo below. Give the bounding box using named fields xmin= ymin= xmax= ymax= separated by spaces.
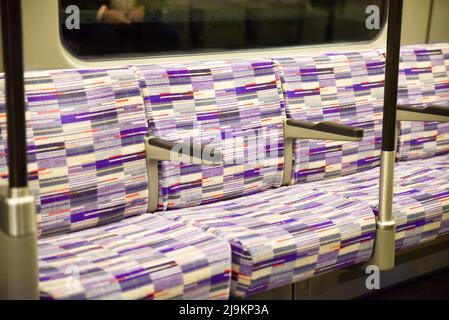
xmin=274 ymin=50 xmax=385 ymax=183
xmin=158 ymin=186 xmax=376 ymax=298
xmin=0 ymin=68 xmax=149 ymax=237
xmin=131 ymin=59 xmax=286 ymax=211
xmin=38 ymin=214 xmax=231 ymax=300
xmin=305 ymin=159 xmax=449 ymax=250
xmin=396 ymin=43 xmax=449 ymax=161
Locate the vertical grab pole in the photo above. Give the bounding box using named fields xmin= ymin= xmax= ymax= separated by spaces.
xmin=0 ymin=0 xmax=39 ymax=299
xmin=371 ymin=0 xmax=403 ymax=271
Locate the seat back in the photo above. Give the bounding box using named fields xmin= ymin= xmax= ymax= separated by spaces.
xmin=132 ymin=59 xmax=286 ymax=211
xmin=396 ymin=43 xmax=449 ymax=161
xmin=274 ymin=50 xmax=385 ymax=183
xmin=0 ymin=67 xmax=149 ymax=238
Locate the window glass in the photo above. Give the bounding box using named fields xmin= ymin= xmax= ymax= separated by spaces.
xmin=60 ymin=0 xmax=387 ymax=58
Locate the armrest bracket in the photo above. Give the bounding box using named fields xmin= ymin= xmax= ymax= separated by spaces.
xmin=282 ymin=119 xmax=364 ymax=186
xmin=397 ymin=105 xmax=449 ymax=122
xmin=145 ymin=136 xmax=222 ymax=212
xmin=285 ymin=119 xmax=364 ymax=142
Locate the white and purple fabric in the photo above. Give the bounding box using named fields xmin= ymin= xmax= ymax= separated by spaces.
xmin=274 ymin=50 xmax=386 ymax=183
xmin=0 ymin=67 xmax=233 ymax=300
xmin=38 ymin=214 xmax=231 ymax=300
xmin=396 ymin=43 xmax=449 ymax=161
xmin=158 ymin=185 xmax=376 ymax=298
xmin=0 ymin=68 xmax=149 ymax=237
xmin=276 ymin=47 xmax=449 ymax=251
xmin=2 ymin=44 xmax=449 ymax=301
xmin=135 ymin=58 xmax=377 ymax=298
xmin=132 ymin=59 xmax=286 ymax=211
xmin=303 ymin=158 xmax=449 ymax=250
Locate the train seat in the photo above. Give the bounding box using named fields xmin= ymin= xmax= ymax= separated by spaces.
xmin=0 ymin=67 xmax=232 ymax=300
xmin=0 ymin=67 xmax=150 ymax=237
xmin=274 ymin=50 xmax=385 ymax=184
xmin=158 ymin=185 xmax=375 ymax=298
xmin=396 ymin=43 xmax=449 ymax=161
xmin=274 ymin=45 xmax=449 ymax=251
xmin=38 ymin=213 xmax=231 ymax=300
xmin=131 ymin=59 xmax=288 ymax=211
xmin=294 ymin=162 xmax=449 ymax=250
xmin=132 ymin=59 xmax=376 ymax=298
xmin=1 ymin=44 xmax=447 ymax=300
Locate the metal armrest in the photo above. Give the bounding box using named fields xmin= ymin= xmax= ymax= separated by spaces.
xmin=145 ymin=136 xmax=222 ymax=213
xmin=397 ymin=105 xmax=449 ymax=122
xmin=285 ymin=119 xmax=364 ymax=142
xmin=282 ymin=120 xmax=364 ymax=186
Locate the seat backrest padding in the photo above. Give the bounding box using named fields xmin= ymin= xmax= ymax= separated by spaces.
xmin=0 ymin=67 xmax=149 ymax=238
xmin=132 ymin=59 xmax=286 ymax=210
xmin=396 ymin=43 xmax=449 ymax=161
xmin=274 ymin=50 xmax=385 ymax=183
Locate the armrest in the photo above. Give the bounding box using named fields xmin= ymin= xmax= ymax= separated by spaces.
xmin=284 ymin=119 xmax=364 ymax=142
xmin=397 ymin=105 xmax=449 ymax=122
xmin=145 ymin=136 xmax=222 ymax=212
xmin=145 ymin=136 xmax=222 ymax=166
xmin=281 ymin=119 xmax=364 ymax=187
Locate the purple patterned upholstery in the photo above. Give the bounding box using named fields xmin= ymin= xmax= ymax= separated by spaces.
xmin=275 ymin=47 xmax=449 ymax=252
xmin=4 ymin=44 xmax=449 ymax=302
xmin=306 ymin=159 xmax=449 ymax=250
xmin=274 ymin=50 xmax=385 ymax=183
xmin=0 ymin=67 xmax=234 ymax=300
xmin=38 ymin=214 xmax=231 ymax=300
xmin=396 ymin=43 xmax=449 ymax=161
xmin=131 ymin=58 xmax=379 ymax=298
xmin=0 ymin=68 xmax=149 ymax=237
xmin=158 ymin=186 xmax=376 ymax=298
xmin=131 ymin=59 xmax=286 ymax=211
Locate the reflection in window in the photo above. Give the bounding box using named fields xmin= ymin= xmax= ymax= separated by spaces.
xmin=60 ymin=0 xmax=387 ymax=58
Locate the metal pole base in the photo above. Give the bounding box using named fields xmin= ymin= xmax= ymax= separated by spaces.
xmin=371 ymin=225 xmax=396 ymax=271
xmin=371 ymin=150 xmax=397 ymax=271
xmin=0 ymin=231 xmax=38 ymax=299
xmin=0 ymin=187 xmax=39 ymax=300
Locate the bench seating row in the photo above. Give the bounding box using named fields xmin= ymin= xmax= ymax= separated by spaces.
xmin=0 ymin=43 xmax=448 ymax=299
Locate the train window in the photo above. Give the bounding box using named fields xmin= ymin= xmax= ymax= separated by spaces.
xmin=60 ymin=0 xmax=387 ymax=58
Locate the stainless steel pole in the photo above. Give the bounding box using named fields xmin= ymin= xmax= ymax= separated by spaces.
xmin=0 ymin=0 xmax=38 ymax=300
xmin=371 ymin=0 xmax=403 ymax=271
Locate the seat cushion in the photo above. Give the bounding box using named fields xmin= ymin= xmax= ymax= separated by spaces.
xmin=131 ymin=59 xmax=286 ymax=211
xmin=274 ymin=50 xmax=385 ymax=183
xmin=396 ymin=43 xmax=449 ymax=161
xmin=304 ymin=156 xmax=449 ymax=250
xmin=38 ymin=214 xmax=231 ymax=300
xmin=158 ymin=186 xmax=376 ymax=298
xmin=0 ymin=68 xmax=149 ymax=238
